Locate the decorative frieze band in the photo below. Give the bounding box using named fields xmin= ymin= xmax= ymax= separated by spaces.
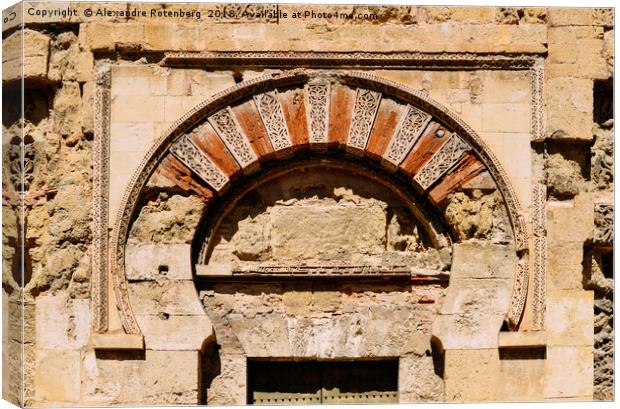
xmin=532 ymin=183 xmax=547 ymax=330
xmin=208 ymin=108 xmax=257 ymax=168
xmin=383 ymin=105 xmax=432 ymax=166
xmin=305 ymin=81 xmax=331 ymax=145
xmin=413 ymin=133 xmax=470 ymax=190
xmin=170 ymin=135 xmax=229 ymax=191
xmin=347 ymin=88 xmax=381 ymax=152
xmin=253 ymin=90 xmax=293 ymax=152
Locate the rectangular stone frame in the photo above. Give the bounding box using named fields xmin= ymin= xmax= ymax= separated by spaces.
xmin=91 ymin=51 xmax=547 ymax=336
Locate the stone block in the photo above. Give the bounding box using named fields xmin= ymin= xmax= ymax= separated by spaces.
xmin=110 ymin=94 xmax=165 ymax=123
xmin=122 ymin=350 xmax=200 ymax=404
xmin=548 ymin=8 xmax=594 ymax=26
xmin=498 ymin=349 xmax=545 ymax=401
xmin=444 ymin=349 xmax=500 ymax=402
xmin=137 ymin=314 xmax=214 ymax=350
xmin=81 ymin=349 xmax=123 ymax=404
xmin=127 ymin=280 xmax=205 ymax=316
xmin=433 ymin=313 xmax=505 ymax=350
xmin=544 ymin=346 xmax=593 ymax=398
xmin=34 ymin=349 xmax=81 ymax=403
xmin=547 ymin=242 xmax=585 ymax=290
xmin=481 ymin=103 xmax=531 ymax=133
xmin=545 ymin=77 xmax=593 ymax=141
xmin=205 ymin=353 xmax=247 ymax=405
xmin=547 ymin=196 xmax=594 ymax=244
xmin=81 ymin=23 xmax=145 ymax=51
xmin=81 ymin=81 xmax=94 ymax=135
xmin=398 ymin=355 xmax=443 ymax=403
xmin=35 ymin=295 xmax=89 ymax=350
xmin=144 ymin=23 xmax=204 ymax=51
xmin=125 ymin=243 xmax=193 ymax=281
xmin=451 ymin=242 xmax=516 ymax=279
xmin=546 ymin=290 xmax=594 ymax=346
xmin=228 ymin=315 xmax=291 ymax=357
xmin=440 ymin=278 xmax=512 ymax=316
xmin=2 ymin=29 xmax=50 ymax=82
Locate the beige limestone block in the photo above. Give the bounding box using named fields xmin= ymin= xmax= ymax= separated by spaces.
xmin=125 ymin=243 xmax=193 ymax=281
xmin=137 ymin=314 xmax=214 ymax=351
xmin=127 ymin=280 xmax=205 ymax=316
xmin=481 ymin=103 xmax=531 ymax=133
xmin=144 ymin=23 xmax=204 ymax=52
xmin=110 ymin=94 xmax=165 ymax=123
xmin=166 ymin=69 xmax=191 ymax=96
xmin=227 ymin=315 xmax=291 ymax=357
xmin=34 ymin=349 xmax=81 ymax=403
xmin=81 ymin=349 xmax=123 ymax=404
xmin=399 ymin=355 xmax=444 ymax=403
xmin=206 ymin=353 xmax=247 ymax=405
xmin=164 ymin=95 xmax=205 ymax=122
xmin=459 ymin=103 xmax=483 ymax=131
xmin=548 ymin=8 xmax=595 ymax=26
xmin=547 ymin=242 xmax=585 ymax=290
xmin=35 ymin=295 xmax=89 ymax=350
xmin=498 ymin=350 xmax=545 ymax=401
xmin=546 ymin=290 xmax=594 ymax=346
xmin=444 ymin=349 xmax=500 ymax=401
xmin=269 ymin=204 xmax=386 ymax=261
xmin=80 ymin=22 xmax=145 ymax=51
xmin=81 ymin=81 xmax=94 ymax=135
xmin=544 ymin=346 xmax=594 ymax=398
xmin=545 ymin=77 xmax=593 ymax=141
xmin=123 ymin=350 xmax=200 ymax=404
xmin=477 ymin=71 xmax=531 ymax=104
xmin=189 ymin=70 xmax=237 ymax=97
xmin=111 ymin=72 xmax=153 ymax=96
xmin=547 ymin=195 xmax=594 ymax=244
xmin=451 ymin=242 xmax=516 ymax=279
xmin=2 ymin=29 xmax=49 ymax=82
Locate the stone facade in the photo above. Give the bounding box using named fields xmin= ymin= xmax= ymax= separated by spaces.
xmin=1 ymin=2 xmax=614 ymax=406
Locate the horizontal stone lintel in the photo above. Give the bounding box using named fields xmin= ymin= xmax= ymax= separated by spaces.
xmin=90 ymin=332 xmax=145 ymax=351
xmin=498 ymin=331 xmax=547 ymax=349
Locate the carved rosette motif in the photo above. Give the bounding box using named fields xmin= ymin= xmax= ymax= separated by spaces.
xmin=594 ymin=203 xmax=613 ymax=246
xmin=384 ymin=105 xmax=432 ymax=166
xmin=414 ymin=134 xmax=470 ymax=190
xmin=253 ymin=91 xmax=293 ymax=152
xmin=347 ymin=89 xmax=381 ymax=151
xmin=532 ymin=183 xmax=547 ymax=329
xmin=305 ymin=81 xmax=331 ymax=145
xmin=170 ymin=135 xmax=229 ymax=191
xmin=208 ymin=108 xmax=257 ymax=168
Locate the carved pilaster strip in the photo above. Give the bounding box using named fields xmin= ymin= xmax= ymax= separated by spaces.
xmin=532 ymin=183 xmax=547 ymax=330
xmin=170 ymin=136 xmax=229 ymax=192
xmin=253 ymin=90 xmax=293 ymax=152
xmin=383 ymin=105 xmax=432 ymax=166
xmin=92 ymin=69 xmax=111 ymax=333
xmin=506 ymin=257 xmax=530 ymax=329
xmin=305 ymin=81 xmax=331 ymax=145
xmin=413 ymin=134 xmax=470 ymax=190
xmin=347 ymin=88 xmax=381 ymax=152
xmin=208 ymin=108 xmax=257 ymax=168
xmin=530 ymin=60 xmax=545 ymax=142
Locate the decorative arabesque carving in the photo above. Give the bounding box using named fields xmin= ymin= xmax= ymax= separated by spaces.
xmin=347 ymin=88 xmax=381 ymax=151
xmin=253 ymin=91 xmax=293 ymax=152
xmin=532 ymin=183 xmax=547 ymax=330
xmin=384 ymin=105 xmax=432 ymax=166
xmin=594 ymin=203 xmax=613 ymax=247
xmin=170 ymin=135 xmax=229 ymax=191
xmin=102 ymin=69 xmax=533 ymax=335
xmin=208 ymin=108 xmax=257 ymax=168
xmin=305 ymin=81 xmax=331 ymax=145
xmin=92 ymin=69 xmax=111 ymax=333
xmin=414 ymin=134 xmax=470 ymax=190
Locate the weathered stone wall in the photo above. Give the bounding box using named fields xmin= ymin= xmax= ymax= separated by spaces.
xmin=1 ymin=3 xmax=613 ymax=406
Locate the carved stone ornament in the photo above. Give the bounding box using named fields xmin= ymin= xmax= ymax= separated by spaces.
xmin=101 ymin=69 xmax=532 ymax=336
xmin=170 ymin=135 xmax=229 ymax=191
xmin=594 ymin=203 xmax=613 ymax=247
xmin=253 ymin=90 xmax=293 ymax=151
xmin=384 ymin=105 xmax=432 ymax=166
xmin=305 ymin=81 xmax=331 ymax=145
xmin=414 ymin=133 xmax=470 ymax=190
xmin=347 ymin=88 xmax=381 ymax=151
